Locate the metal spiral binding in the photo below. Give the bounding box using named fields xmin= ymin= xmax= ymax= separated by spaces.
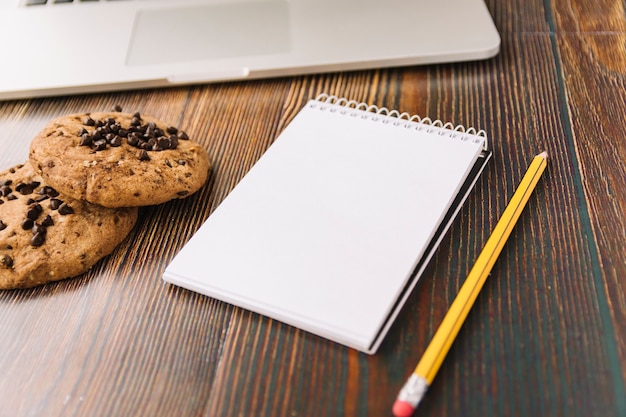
xmin=312 ymin=94 xmax=488 ymax=151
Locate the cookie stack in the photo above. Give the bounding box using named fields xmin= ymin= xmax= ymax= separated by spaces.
xmin=0 ymin=109 xmax=211 ymax=289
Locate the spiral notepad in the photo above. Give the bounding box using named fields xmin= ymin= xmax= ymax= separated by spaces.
xmin=163 ymin=94 xmax=492 ymax=354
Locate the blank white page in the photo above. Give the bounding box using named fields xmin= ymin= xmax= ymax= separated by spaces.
xmin=163 ymin=98 xmax=486 ymax=352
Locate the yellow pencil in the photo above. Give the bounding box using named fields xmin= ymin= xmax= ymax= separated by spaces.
xmin=392 ymin=152 xmax=548 ymax=417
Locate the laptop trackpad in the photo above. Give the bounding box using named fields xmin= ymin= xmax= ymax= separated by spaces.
xmin=127 ymin=1 xmax=291 ymax=66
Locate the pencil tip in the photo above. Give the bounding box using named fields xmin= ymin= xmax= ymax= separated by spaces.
xmin=539 ymin=151 xmax=548 ymax=159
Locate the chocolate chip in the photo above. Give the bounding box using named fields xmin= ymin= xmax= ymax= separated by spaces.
xmin=0 ymin=185 xmax=12 ymax=196
xmin=113 ymin=104 xmax=123 ymax=112
xmin=21 ymin=219 xmax=34 ymax=230
xmin=0 ymin=255 xmax=13 ymax=268
xmin=30 ymin=232 xmax=45 ymax=247
xmin=177 ymin=131 xmax=189 ymax=140
xmin=44 ymin=186 xmax=59 ymax=197
xmin=49 ymin=198 xmax=62 ymax=210
xmin=166 ymin=126 xmax=178 ymax=135
xmin=0 ymin=220 xmax=6 ymax=231
xmin=80 ymin=133 xmax=93 ymax=147
xmin=83 ymin=116 xmax=96 ymax=126
xmin=6 ymin=194 xmax=17 ymax=201
xmin=109 ymin=136 xmax=122 ymax=147
xmin=16 ymin=182 xmax=35 ymax=194
xmin=26 ymin=204 xmax=43 ymax=220
xmin=92 ymin=139 xmax=107 ymax=151
xmin=138 ymin=150 xmax=150 ymax=161
xmin=58 ymin=204 xmax=74 ymax=215
xmin=156 ymin=137 xmax=171 ymax=150
xmin=15 ymin=182 xmax=39 ymax=195
xmin=127 ymin=133 xmax=140 ymax=146
xmin=32 ymin=223 xmax=46 ymax=235
xmin=41 ymin=215 xmax=54 ymax=227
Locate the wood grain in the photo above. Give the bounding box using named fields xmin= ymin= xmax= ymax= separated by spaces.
xmin=0 ymin=0 xmax=625 ymax=416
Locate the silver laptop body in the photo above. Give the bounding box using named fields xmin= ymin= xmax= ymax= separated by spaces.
xmin=0 ymin=0 xmax=500 ymax=100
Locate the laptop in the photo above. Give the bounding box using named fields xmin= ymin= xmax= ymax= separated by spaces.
xmin=0 ymin=0 xmax=500 ymax=100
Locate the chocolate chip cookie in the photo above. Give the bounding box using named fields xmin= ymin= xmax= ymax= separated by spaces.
xmin=29 ymin=111 xmax=211 ymax=208
xmin=0 ymin=162 xmax=138 ymax=289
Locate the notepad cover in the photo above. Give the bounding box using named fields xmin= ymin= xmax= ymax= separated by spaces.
xmin=163 ymin=97 xmax=490 ymax=353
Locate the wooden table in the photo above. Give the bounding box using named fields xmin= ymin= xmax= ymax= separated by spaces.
xmin=1 ymin=1 xmax=625 ymax=416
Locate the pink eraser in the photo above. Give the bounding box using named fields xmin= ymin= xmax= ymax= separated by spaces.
xmin=392 ymin=400 xmax=415 ymax=417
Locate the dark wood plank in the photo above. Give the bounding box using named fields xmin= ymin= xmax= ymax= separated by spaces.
xmin=552 ymin=0 xmax=626 ymax=407
xmin=556 ymin=28 xmax=626 ymax=404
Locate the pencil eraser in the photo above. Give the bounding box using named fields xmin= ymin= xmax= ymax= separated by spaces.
xmin=392 ymin=400 xmax=415 ymax=417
